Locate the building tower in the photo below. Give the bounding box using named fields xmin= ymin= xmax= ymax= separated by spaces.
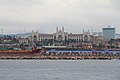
xmin=56 ymin=27 xmax=58 ymax=32
xmin=62 ymin=27 xmax=64 ymax=31
xmin=102 ymin=26 xmax=115 ymax=41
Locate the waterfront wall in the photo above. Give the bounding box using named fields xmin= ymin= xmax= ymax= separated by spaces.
xmin=0 ymin=51 xmax=120 ymax=60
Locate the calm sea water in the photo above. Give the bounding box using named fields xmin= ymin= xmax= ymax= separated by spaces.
xmin=0 ymin=60 xmax=120 ymax=80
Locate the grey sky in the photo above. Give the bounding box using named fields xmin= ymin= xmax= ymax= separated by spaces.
xmin=0 ymin=0 xmax=120 ymax=34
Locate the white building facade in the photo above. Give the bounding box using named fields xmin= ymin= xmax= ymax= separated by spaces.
xmin=32 ymin=27 xmax=92 ymax=46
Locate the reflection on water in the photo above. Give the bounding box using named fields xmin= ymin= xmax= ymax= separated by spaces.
xmin=0 ymin=60 xmax=120 ymax=80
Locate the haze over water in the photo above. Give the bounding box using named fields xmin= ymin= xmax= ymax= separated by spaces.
xmin=0 ymin=60 xmax=120 ymax=80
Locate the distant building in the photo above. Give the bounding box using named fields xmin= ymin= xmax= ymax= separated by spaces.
xmin=92 ymin=36 xmax=104 ymax=46
xmin=115 ymin=33 xmax=120 ymax=39
xmin=92 ymin=32 xmax=102 ymax=36
xmin=19 ymin=38 xmax=29 ymax=43
xmin=32 ymin=27 xmax=92 ymax=46
xmin=16 ymin=33 xmax=31 ymax=38
xmin=109 ymin=39 xmax=120 ymax=48
xmin=103 ymin=26 xmax=115 ymax=41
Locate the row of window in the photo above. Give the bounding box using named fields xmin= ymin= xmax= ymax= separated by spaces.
xmin=37 ymin=39 xmax=83 ymax=41
xmin=38 ymin=36 xmax=83 ymax=39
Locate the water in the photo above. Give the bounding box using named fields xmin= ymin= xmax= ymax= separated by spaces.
xmin=0 ymin=60 xmax=120 ymax=80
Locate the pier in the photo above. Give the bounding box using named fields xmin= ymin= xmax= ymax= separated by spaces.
xmin=0 ymin=50 xmax=120 ymax=60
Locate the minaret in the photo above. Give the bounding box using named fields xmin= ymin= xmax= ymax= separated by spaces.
xmin=24 ymin=26 xmax=26 ymax=34
xmin=83 ymin=29 xmax=84 ymax=33
xmin=62 ymin=27 xmax=64 ymax=31
xmin=56 ymin=27 xmax=58 ymax=32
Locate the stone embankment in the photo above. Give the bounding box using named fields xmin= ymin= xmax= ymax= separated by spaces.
xmin=0 ymin=53 xmax=120 ymax=60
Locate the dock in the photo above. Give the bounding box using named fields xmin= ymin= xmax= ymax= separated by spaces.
xmin=0 ymin=50 xmax=120 ymax=60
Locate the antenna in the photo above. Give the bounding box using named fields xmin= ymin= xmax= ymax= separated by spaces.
xmin=115 ymin=26 xmax=116 ymax=33
xmin=62 ymin=27 xmax=64 ymax=31
xmin=83 ymin=29 xmax=84 ymax=33
xmin=88 ymin=29 xmax=89 ymax=32
xmin=24 ymin=26 xmax=26 ymax=34
xmin=1 ymin=27 xmax=3 ymax=34
xmin=91 ymin=25 xmax=93 ymax=34
xmin=19 ymin=26 xmax=20 ymax=34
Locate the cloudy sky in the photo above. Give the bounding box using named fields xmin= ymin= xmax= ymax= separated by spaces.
xmin=0 ymin=0 xmax=120 ymax=34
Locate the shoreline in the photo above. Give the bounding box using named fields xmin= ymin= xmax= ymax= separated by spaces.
xmin=0 ymin=56 xmax=119 ymax=60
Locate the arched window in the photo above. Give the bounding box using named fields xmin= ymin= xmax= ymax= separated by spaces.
xmin=33 ymin=35 xmax=37 ymax=42
xmin=58 ymin=35 xmax=63 ymax=41
xmin=84 ymin=35 xmax=88 ymax=42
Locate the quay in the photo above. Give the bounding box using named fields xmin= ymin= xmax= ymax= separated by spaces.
xmin=0 ymin=50 xmax=120 ymax=60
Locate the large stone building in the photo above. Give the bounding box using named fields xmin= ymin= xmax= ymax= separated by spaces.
xmin=32 ymin=27 xmax=92 ymax=46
